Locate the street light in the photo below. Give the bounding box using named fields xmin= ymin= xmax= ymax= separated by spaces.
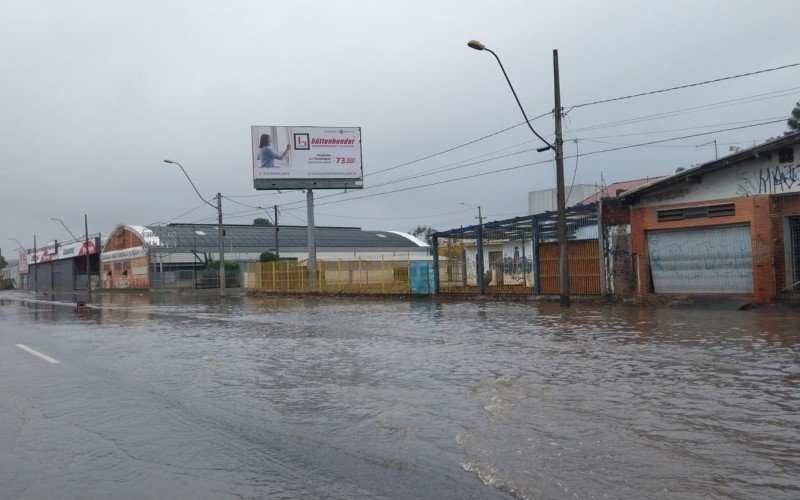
xmin=50 ymin=216 xmax=93 ymax=295
xmin=163 ymin=159 xmax=226 ymax=296
xmin=50 ymin=218 xmax=78 ymax=240
xmin=8 ymin=238 xmax=25 ymax=252
xmin=468 ymin=39 xmax=570 ymax=306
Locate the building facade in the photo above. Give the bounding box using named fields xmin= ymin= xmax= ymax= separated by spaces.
xmin=621 ymin=133 xmax=800 ymax=302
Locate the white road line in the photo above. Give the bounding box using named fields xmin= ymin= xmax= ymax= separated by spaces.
xmin=15 ymin=344 xmax=61 ymax=364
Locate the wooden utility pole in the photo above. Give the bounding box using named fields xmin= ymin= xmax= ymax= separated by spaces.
xmin=274 ymin=204 xmax=280 ymax=259
xmin=84 ymin=214 xmax=91 ymax=295
xmin=553 ymin=49 xmax=570 ymax=307
xmin=217 ymin=193 xmax=226 ymax=295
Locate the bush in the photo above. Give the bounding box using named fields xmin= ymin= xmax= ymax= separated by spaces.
xmin=259 ymin=251 xmax=277 ymax=263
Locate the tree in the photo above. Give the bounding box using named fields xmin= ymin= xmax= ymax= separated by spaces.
xmin=259 ymin=251 xmax=277 ymax=262
xmin=788 ymin=101 xmax=800 ymax=131
xmin=253 ymin=218 xmax=272 ymax=226
xmin=409 ymin=225 xmax=437 ymax=246
xmin=0 ymin=254 xmax=7 ymax=269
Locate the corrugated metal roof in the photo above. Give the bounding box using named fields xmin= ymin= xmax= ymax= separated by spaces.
xmin=143 ymin=223 xmax=428 ymax=252
xmin=578 ymin=176 xmax=669 ymax=205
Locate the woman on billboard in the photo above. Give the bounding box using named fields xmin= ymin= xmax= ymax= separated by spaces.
xmin=258 ymin=134 xmax=291 ymax=168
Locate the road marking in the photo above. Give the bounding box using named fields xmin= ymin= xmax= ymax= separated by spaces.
xmin=15 ymin=344 xmax=60 ymax=364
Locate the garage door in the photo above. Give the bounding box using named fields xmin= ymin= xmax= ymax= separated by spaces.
xmin=647 ymin=225 xmax=753 ymax=294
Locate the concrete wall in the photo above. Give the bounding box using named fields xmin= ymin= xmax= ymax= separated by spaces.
xmin=636 ymin=145 xmax=799 ymax=207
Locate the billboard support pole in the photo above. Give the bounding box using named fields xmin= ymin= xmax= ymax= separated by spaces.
xmin=307 ymin=189 xmax=317 ymax=285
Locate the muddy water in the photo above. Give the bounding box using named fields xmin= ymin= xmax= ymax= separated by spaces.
xmin=1 ymin=291 xmax=799 ymax=499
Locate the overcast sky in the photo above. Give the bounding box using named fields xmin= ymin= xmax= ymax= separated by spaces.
xmin=2 ymin=0 xmax=799 ymax=258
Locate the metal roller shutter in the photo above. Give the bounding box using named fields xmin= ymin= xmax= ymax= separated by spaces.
xmin=647 ymin=225 xmax=753 ymax=294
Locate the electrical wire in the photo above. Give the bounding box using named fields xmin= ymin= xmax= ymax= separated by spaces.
xmin=365 ymin=113 xmax=549 ymax=177
xmin=568 ymin=62 xmax=800 ymax=110
xmin=565 ymin=115 xmax=787 ymax=141
xmin=278 ymin=119 xmax=786 ymax=211
xmin=166 ymin=202 xmax=213 ymax=223
xmin=221 ymin=195 xmax=274 ymax=224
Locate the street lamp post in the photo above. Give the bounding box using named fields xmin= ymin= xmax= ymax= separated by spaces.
xmin=163 ymin=159 xmax=226 ymax=296
xmin=8 ymin=238 xmax=26 ymax=290
xmin=50 ymin=216 xmax=92 ymax=294
xmin=467 ymin=40 xmax=570 ymax=306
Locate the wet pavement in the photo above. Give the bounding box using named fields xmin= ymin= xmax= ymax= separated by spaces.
xmin=1 ymin=290 xmax=798 ymax=499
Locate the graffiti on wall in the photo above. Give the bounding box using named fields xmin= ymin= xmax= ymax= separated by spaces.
xmin=649 ymin=239 xmax=752 ymax=279
xmin=736 ymin=163 xmax=799 ymax=196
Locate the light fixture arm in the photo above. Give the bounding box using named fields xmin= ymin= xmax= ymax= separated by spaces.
xmin=164 ymin=160 xmax=216 ymax=209
xmin=484 ymin=48 xmax=554 ymax=151
xmin=50 ymin=218 xmax=79 ymax=240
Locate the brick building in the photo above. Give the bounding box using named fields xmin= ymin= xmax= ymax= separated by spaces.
xmin=619 ymin=132 xmax=800 ymax=302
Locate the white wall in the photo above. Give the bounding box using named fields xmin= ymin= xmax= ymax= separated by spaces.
xmin=529 ymin=184 xmax=599 ymax=214
xmin=638 ymin=145 xmax=799 ymax=207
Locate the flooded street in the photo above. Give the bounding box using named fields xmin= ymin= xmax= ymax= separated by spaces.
xmin=1 ymin=291 xmax=798 ymax=499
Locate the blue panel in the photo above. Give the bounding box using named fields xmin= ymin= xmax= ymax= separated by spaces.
xmin=409 ymin=261 xmax=433 ymax=295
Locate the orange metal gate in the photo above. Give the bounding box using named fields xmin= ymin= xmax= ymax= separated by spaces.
xmin=538 ymin=240 xmax=601 ymax=295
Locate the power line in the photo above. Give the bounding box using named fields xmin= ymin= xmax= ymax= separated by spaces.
xmin=575 ymin=119 xmax=785 ymax=157
xmin=365 ymin=113 xmax=549 ymax=177
xmin=167 ymin=202 xmax=213 ymax=223
xmin=222 ymin=87 xmax=798 ymax=208
xmin=221 ymin=195 xmax=274 ymax=224
xmin=564 ymin=87 xmax=800 ymax=134
xmin=569 ymin=62 xmax=800 ymax=110
xmin=308 ymin=209 xmax=470 ymax=221
xmin=285 ymin=119 xmax=785 ymax=211
xmin=566 ymin=115 xmax=786 ymax=141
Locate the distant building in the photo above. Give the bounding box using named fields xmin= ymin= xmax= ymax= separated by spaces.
xmin=528 ymin=184 xmax=598 ymax=214
xmin=100 ymin=223 xmax=429 ymax=289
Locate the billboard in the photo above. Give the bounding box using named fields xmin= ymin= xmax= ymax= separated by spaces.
xmin=26 ymin=237 xmax=100 ymax=265
xmin=252 ymin=126 xmax=363 ymax=190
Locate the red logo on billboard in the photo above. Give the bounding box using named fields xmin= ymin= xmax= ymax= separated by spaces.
xmin=78 ymin=241 xmax=97 ymax=256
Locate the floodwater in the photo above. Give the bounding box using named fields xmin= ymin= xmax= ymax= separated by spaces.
xmin=1 ymin=291 xmax=798 ymax=499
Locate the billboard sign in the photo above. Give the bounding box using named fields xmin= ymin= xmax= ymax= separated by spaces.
xmin=252 ymin=126 xmax=363 ymax=190
xmin=27 ymin=237 xmax=100 ymax=265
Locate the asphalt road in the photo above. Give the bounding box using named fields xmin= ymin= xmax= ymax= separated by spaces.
xmin=0 ymin=296 xmax=505 ymax=499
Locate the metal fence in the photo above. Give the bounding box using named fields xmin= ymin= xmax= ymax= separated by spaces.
xmin=245 ymin=258 xmax=434 ymax=295
xmin=148 ymin=268 xmax=244 ymax=290
xmin=434 ymin=207 xmax=601 ymax=295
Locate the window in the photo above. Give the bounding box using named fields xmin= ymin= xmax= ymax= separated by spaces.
xmin=778 ymin=148 xmax=794 ymax=164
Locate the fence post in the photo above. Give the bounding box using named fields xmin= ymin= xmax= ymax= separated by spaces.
xmin=381 ymin=255 xmax=385 ymax=294
xmin=532 ymin=216 xmax=541 ymax=295
xmin=358 ymin=258 xmax=363 ymax=294
xmin=432 ymin=236 xmax=439 ymax=294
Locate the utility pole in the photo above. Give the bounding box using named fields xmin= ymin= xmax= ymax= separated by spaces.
xmin=84 ymin=214 xmax=91 ymax=295
xmin=33 ymin=235 xmax=38 ymax=293
xmin=553 ymin=49 xmax=570 ymax=307
xmin=217 ymin=193 xmax=226 ymax=295
xmin=274 ymin=204 xmax=280 ymax=259
xmin=307 ymin=189 xmax=317 ymax=284
xmin=476 ymin=205 xmax=485 ymax=294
